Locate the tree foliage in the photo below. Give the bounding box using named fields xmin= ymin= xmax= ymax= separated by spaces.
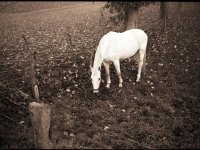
xmin=102 ymin=2 xmax=155 ymax=26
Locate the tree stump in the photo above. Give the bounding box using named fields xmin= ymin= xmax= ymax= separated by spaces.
xmin=29 ymin=102 xmax=53 ymax=149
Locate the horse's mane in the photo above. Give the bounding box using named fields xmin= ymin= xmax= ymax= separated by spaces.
xmin=90 ymin=48 xmax=96 ymax=68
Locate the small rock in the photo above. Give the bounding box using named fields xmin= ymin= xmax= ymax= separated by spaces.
xmin=133 ymin=111 xmax=137 ymax=115
xmin=163 ymin=137 xmax=166 ymax=140
xmin=66 ymin=88 xmax=70 ymax=92
xmin=64 ymin=131 xmax=68 ymax=136
xmin=108 ymin=103 xmax=115 ymax=109
xmin=122 ymin=109 xmax=126 ymax=112
xmin=151 ymin=93 xmax=153 ymax=97
xmin=174 ymin=45 xmax=177 ymax=49
xmin=70 ymin=133 xmax=75 ymax=137
xmin=104 ymin=126 xmax=109 ymax=130
xmin=19 ymin=121 xmax=25 ymax=124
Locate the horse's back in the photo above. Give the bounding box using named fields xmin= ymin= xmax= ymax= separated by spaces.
xmin=127 ymin=29 xmax=147 ymax=37
xmin=98 ymin=29 xmax=148 ymax=60
xmin=104 ymin=29 xmax=147 ymax=47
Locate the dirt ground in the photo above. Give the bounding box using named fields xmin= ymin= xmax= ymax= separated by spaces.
xmin=0 ymin=2 xmax=199 ymax=149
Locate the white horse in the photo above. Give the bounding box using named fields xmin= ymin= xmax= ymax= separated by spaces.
xmin=90 ymin=29 xmax=148 ymax=93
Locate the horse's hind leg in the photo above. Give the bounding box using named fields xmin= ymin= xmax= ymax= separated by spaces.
xmin=113 ymin=60 xmax=123 ymax=87
xmin=103 ymin=61 xmax=111 ymax=88
xmin=142 ymin=52 xmax=146 ymax=72
xmin=136 ymin=49 xmax=146 ymax=82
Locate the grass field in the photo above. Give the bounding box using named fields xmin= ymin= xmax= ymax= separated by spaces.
xmin=0 ymin=2 xmax=199 ymax=149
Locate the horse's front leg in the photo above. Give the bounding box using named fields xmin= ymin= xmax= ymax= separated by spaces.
xmin=113 ymin=60 xmax=123 ymax=87
xmin=103 ymin=61 xmax=111 ymax=88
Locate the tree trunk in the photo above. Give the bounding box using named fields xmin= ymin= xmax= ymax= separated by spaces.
xmin=29 ymin=102 xmax=53 ymax=149
xmin=125 ymin=7 xmax=138 ymax=31
xmin=160 ymin=2 xmax=168 ymax=32
xmin=178 ymin=2 xmax=182 ymax=22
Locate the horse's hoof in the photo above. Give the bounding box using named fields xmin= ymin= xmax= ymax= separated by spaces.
xmin=93 ymin=90 xmax=99 ymax=93
xmin=136 ymin=80 xmax=140 ymax=83
xmin=105 ymin=84 xmax=110 ymax=88
xmin=119 ymin=83 xmax=123 ymax=87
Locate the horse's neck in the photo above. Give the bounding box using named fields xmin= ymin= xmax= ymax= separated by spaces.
xmin=93 ymin=52 xmax=103 ymax=69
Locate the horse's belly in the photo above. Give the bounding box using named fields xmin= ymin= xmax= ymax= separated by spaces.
xmin=104 ymin=48 xmax=137 ymax=62
xmin=119 ymin=49 xmax=137 ymax=59
xmin=117 ymin=45 xmax=138 ymax=60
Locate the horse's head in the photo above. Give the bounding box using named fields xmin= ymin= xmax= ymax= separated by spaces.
xmin=91 ymin=67 xmax=101 ymax=93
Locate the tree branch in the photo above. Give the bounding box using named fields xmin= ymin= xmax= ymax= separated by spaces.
xmin=0 ymin=114 xmax=17 ymax=123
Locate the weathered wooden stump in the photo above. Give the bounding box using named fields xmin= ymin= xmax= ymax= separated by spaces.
xmin=29 ymin=102 xmax=53 ymax=149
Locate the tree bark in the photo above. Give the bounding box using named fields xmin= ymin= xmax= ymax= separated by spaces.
xmin=178 ymin=2 xmax=182 ymax=22
xmin=125 ymin=7 xmax=138 ymax=31
xmin=160 ymin=2 xmax=168 ymax=32
xmin=29 ymin=102 xmax=53 ymax=149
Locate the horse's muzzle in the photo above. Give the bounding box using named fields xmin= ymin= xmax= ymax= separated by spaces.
xmin=93 ymin=89 xmax=99 ymax=93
